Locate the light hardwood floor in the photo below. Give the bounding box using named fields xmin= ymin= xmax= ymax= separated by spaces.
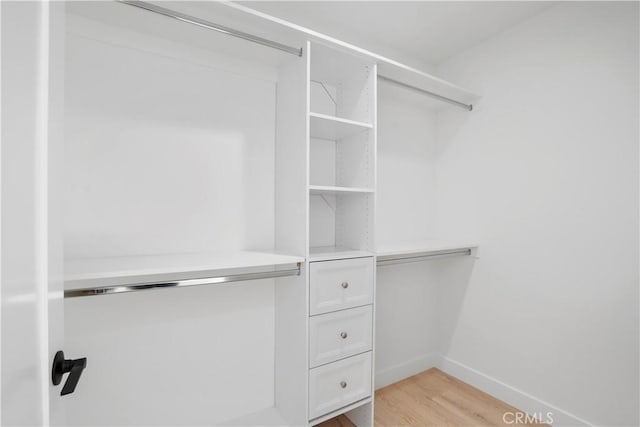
xmin=317 ymin=368 xmax=545 ymax=427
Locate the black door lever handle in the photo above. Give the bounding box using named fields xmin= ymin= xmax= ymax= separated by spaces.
xmin=52 ymin=351 xmax=87 ymax=396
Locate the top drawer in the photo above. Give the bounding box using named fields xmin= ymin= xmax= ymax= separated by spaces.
xmin=309 ymin=257 xmax=374 ymax=315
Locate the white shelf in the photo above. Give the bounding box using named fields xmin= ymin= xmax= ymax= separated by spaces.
xmin=376 ymin=240 xmax=478 ymax=261
xmin=65 ymin=250 xmax=304 ymax=289
xmin=309 ymin=185 xmax=374 ymax=195
xmin=309 ymin=246 xmax=374 ymax=262
xmin=225 ymin=2 xmax=480 ymax=110
xmin=309 ymin=112 xmax=372 ymax=140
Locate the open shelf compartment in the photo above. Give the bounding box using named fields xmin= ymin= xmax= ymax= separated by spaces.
xmin=309 ymin=192 xmax=374 ymax=255
xmin=309 ymin=42 xmax=375 ymax=124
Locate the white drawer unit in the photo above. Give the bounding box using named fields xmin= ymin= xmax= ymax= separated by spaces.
xmin=308 ymin=352 xmax=373 ymax=420
xmin=309 ymin=257 xmax=374 ymax=315
xmin=309 ymin=305 xmax=373 ymax=368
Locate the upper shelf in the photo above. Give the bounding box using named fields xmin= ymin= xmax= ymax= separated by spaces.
xmin=309 ymin=112 xmax=373 ymax=141
xmin=65 ymin=250 xmax=304 ymax=289
xmin=75 ymin=1 xmax=479 ymax=110
xmin=223 ymin=2 xmax=480 ymax=109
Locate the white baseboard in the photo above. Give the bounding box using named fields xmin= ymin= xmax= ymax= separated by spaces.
xmin=436 ymin=356 xmax=593 ymax=427
xmin=374 ymin=353 xmax=439 ymax=390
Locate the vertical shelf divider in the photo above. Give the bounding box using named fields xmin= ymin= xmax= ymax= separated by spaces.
xmin=273 ymin=41 xmax=311 ymax=426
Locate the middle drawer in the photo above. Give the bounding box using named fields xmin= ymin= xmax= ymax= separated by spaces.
xmin=309 ymin=305 xmax=373 ymax=368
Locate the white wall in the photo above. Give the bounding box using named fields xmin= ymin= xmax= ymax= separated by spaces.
xmin=64 ymin=17 xmax=276 ymax=259
xmin=435 ymin=3 xmax=639 ymax=425
xmin=65 ymin=279 xmax=276 ymax=425
xmin=1 ymin=3 xmax=50 ymax=424
xmin=376 ymin=83 xmax=438 ymax=245
xmin=375 ymin=83 xmax=441 ymax=388
xmin=63 ymin=14 xmax=279 ymax=425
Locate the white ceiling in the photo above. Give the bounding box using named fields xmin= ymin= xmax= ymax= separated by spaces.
xmin=241 ymin=1 xmax=555 ymax=66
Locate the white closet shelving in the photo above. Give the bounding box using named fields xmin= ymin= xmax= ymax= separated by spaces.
xmin=304 ymin=41 xmax=378 ymax=426
xmin=308 ymin=43 xmax=376 ymax=266
xmin=225 ymin=1 xmax=479 ymax=110
xmin=60 ymin=3 xmax=312 ymax=425
xmin=51 ymin=2 xmax=479 ymax=426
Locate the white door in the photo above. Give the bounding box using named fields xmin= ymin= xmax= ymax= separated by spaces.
xmin=1 ymin=1 xmax=66 ymax=424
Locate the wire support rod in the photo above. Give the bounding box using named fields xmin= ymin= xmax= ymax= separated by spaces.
xmin=377 ymin=75 xmax=473 ymax=111
xmin=65 ymin=263 xmax=302 ymax=298
xmin=377 ymin=249 xmax=472 ymax=266
xmin=118 ymin=0 xmax=303 ymax=57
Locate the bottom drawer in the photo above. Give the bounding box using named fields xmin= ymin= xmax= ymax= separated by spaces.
xmin=309 ymin=352 xmax=372 ymax=420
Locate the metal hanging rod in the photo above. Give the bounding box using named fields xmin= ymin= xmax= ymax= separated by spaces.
xmin=377 ymin=248 xmax=472 ymax=267
xmin=65 ymin=263 xmax=301 ymax=298
xmin=118 ymin=0 xmax=303 ymax=57
xmin=378 ymin=75 xmax=473 ymax=111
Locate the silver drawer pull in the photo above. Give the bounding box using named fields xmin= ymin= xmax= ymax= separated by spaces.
xmin=340 ymin=331 xmax=348 ymax=339
xmin=341 ymin=282 xmax=349 ymax=289
xmin=340 ymin=381 xmax=347 ymax=389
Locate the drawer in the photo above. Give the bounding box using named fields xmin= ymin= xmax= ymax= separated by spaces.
xmin=309 ymin=352 xmax=372 ymax=420
xmin=310 ymin=305 xmax=373 ymax=368
xmin=309 ymin=257 xmax=374 ymax=315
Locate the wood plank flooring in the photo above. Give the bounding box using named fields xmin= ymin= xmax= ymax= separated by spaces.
xmin=317 ymin=369 xmax=546 ymax=427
